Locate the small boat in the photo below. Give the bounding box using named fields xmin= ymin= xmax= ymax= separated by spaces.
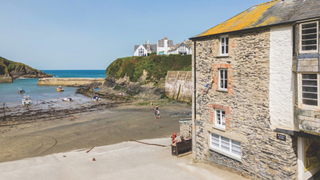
xmin=62 ymin=97 xmax=72 ymax=102
xmin=18 ymin=89 xmax=25 ymax=94
xmin=22 ymin=96 xmax=32 ymax=106
xmin=57 ymin=86 xmax=64 ymax=92
xmin=92 ymin=95 xmax=101 ymax=101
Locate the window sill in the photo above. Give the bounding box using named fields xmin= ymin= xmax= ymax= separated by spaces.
xmin=214 ymin=55 xmax=229 ymax=58
xmin=299 ymin=105 xmax=320 ymax=111
xmin=212 ymin=126 xmax=226 ymax=132
xmin=216 ymin=89 xmax=228 ymax=93
xmin=209 ymin=148 xmax=242 ymax=162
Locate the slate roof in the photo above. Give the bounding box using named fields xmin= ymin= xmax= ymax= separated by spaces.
xmin=158 ymin=39 xmax=174 ymax=47
xmin=134 ymin=44 xmax=157 ymax=53
xmin=168 ymin=41 xmax=192 ymax=52
xmin=191 ymin=0 xmax=320 ymax=39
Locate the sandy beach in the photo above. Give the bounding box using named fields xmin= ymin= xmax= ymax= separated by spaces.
xmin=0 ymin=98 xmax=191 ymax=163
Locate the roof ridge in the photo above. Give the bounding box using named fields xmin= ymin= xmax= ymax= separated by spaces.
xmin=252 ymin=0 xmax=279 ymax=7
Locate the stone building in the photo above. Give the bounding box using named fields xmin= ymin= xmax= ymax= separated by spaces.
xmin=189 ymin=0 xmax=320 ymax=179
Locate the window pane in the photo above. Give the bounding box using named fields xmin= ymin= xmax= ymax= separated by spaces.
xmin=303 ymin=46 xmax=317 ymax=51
xmin=220 ymin=80 xmax=224 ymax=89
xmin=222 ymin=38 xmax=224 ymax=44
xmin=302 ymin=80 xmax=317 ymax=86
xmin=303 ymin=93 xmax=318 ymax=99
xmin=302 ymin=74 xmax=317 ymax=79
xmin=221 ymin=137 xmax=230 ymax=151
xmin=302 ymin=34 xmax=317 ymax=40
xmin=302 ymin=29 xmax=317 ymax=34
xmin=302 ymin=23 xmax=317 ymax=29
xmin=224 ymin=80 xmax=228 ymax=89
xmin=220 ymin=70 xmax=224 ymax=78
xmin=222 ymin=46 xmax=225 ymax=54
xmin=303 ymin=99 xmax=318 ymax=106
xmin=226 ymin=46 xmax=228 ymax=54
xmin=225 ymin=70 xmax=228 ymax=79
xmin=226 ymin=37 xmax=229 ymax=45
xmin=211 ymin=134 xmax=219 ymax=147
xmin=302 ymin=87 xmax=317 ymax=92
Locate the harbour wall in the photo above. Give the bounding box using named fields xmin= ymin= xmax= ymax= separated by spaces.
xmin=0 ymin=75 xmax=13 ymax=83
xmin=165 ymin=71 xmax=192 ymax=102
xmin=37 ymin=78 xmax=105 ymax=86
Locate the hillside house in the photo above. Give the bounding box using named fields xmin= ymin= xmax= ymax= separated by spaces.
xmin=133 ymin=41 xmax=157 ymax=56
xmin=190 ymin=0 xmax=320 ymax=179
xmin=168 ymin=40 xmax=192 ymax=55
xmin=157 ymin=36 xmax=174 ymax=55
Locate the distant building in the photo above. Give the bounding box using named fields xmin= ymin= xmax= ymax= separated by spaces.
xmin=133 ymin=40 xmax=157 ymax=56
xmin=168 ymin=40 xmax=192 ymax=55
xmin=157 ymin=36 xmax=173 ymax=55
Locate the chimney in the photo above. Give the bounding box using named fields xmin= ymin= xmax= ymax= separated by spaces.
xmin=164 ymin=36 xmax=168 ymax=40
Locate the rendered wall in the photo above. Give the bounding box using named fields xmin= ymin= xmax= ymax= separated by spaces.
xmin=37 ymin=78 xmax=105 ymax=86
xmin=269 ymin=25 xmax=295 ymax=130
xmin=165 ymin=71 xmax=192 ymax=102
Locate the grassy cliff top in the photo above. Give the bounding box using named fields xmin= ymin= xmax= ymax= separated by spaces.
xmin=0 ymin=56 xmax=36 ymax=75
xmin=106 ymin=54 xmax=191 ymax=82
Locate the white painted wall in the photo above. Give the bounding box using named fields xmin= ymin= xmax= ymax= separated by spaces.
xmin=157 ymin=39 xmax=169 ymax=55
xmin=134 ymin=44 xmax=147 ymax=56
xmin=269 ymin=25 xmax=295 ymax=130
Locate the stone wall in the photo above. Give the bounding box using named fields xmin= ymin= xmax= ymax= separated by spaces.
xmin=37 ymin=78 xmax=105 ymax=86
xmin=0 ymin=75 xmax=13 ymax=83
xmin=165 ymin=71 xmax=192 ymax=102
xmin=194 ymin=28 xmax=298 ymax=179
xmin=179 ymin=119 xmax=192 ymax=139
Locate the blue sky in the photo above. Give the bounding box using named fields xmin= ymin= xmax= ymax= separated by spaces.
xmin=0 ymin=0 xmax=267 ymax=70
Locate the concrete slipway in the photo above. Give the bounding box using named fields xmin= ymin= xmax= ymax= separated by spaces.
xmin=0 ymin=138 xmax=247 ymax=180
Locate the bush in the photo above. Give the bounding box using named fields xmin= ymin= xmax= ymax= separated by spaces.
xmin=113 ymin=84 xmax=121 ymax=90
xmin=160 ymin=94 xmax=168 ymax=99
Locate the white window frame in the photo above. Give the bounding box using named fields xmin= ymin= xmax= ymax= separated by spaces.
xmin=215 ymin=109 xmax=226 ymax=130
xmin=220 ymin=35 xmax=229 ymax=56
xmin=298 ymin=73 xmax=320 ymax=110
xmin=219 ymin=69 xmax=228 ymax=91
xmin=209 ymin=133 xmax=241 ymax=161
xmin=300 ymin=21 xmax=319 ymax=54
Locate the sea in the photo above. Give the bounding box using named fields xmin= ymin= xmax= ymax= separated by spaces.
xmin=0 ymin=70 xmax=106 ymax=104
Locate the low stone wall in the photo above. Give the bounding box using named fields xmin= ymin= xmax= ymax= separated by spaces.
xmin=37 ymin=78 xmax=105 ymax=86
xmin=179 ymin=119 xmax=192 ymax=138
xmin=165 ymin=71 xmax=192 ymax=102
xmin=0 ymin=76 xmax=13 ymax=83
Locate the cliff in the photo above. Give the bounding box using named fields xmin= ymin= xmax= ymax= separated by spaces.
xmin=106 ymin=54 xmax=191 ymax=82
xmin=0 ymin=56 xmax=53 ymax=82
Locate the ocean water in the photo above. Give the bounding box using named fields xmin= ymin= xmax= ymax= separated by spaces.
xmin=0 ymin=70 xmax=106 ymax=104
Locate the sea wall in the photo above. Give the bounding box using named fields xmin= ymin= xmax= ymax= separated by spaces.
xmin=165 ymin=71 xmax=192 ymax=102
xmin=0 ymin=75 xmax=13 ymax=83
xmin=37 ymin=78 xmax=105 ymax=86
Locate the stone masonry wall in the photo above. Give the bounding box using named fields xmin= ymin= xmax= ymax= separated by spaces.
xmin=179 ymin=120 xmax=192 ymax=139
xmin=194 ymin=28 xmax=298 ymax=179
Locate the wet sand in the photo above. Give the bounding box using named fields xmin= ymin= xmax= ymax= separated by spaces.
xmin=0 ymin=101 xmax=191 ymax=163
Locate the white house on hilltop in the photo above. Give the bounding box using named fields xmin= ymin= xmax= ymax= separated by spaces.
xmin=168 ymin=40 xmax=192 ymax=55
xmin=157 ymin=36 xmax=173 ymax=55
xmin=133 ymin=41 xmax=157 ymax=56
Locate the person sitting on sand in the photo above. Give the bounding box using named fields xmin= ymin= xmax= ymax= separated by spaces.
xmin=154 ymin=109 xmax=157 ymax=119
xmin=157 ymin=110 xmax=160 ymax=119
xmin=150 ymin=102 xmax=153 ymax=110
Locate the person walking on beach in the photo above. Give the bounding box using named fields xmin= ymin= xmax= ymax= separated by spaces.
xmin=150 ymin=102 xmax=153 ymax=110
xmin=157 ymin=110 xmax=160 ymax=119
xmin=154 ymin=109 xmax=157 ymax=119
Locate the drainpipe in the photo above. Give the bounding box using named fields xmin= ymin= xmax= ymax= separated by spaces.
xmin=192 ymin=40 xmax=197 ymax=159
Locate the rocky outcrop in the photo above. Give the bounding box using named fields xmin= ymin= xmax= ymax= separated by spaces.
xmin=99 ymin=76 xmax=165 ymax=99
xmin=0 ymin=56 xmax=53 ymax=82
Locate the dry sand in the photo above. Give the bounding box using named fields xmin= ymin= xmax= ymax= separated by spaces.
xmin=0 ymin=101 xmax=191 ymax=163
